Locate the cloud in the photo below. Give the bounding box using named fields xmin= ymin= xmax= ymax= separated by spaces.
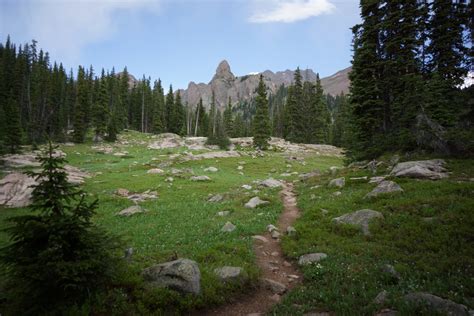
xmin=3 ymin=0 xmax=161 ymax=63
xmin=249 ymin=0 xmax=335 ymax=23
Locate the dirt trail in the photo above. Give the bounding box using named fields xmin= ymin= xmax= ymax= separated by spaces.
xmin=199 ymin=182 xmax=302 ymax=316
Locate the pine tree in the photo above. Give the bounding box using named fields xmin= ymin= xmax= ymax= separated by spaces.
xmin=223 ymin=97 xmax=233 ymax=137
xmin=4 ymin=95 xmax=23 ymax=153
xmin=252 ymin=75 xmax=271 ymax=150
xmin=92 ymin=70 xmax=109 ymax=142
xmin=73 ymin=66 xmax=88 ymax=143
xmin=173 ymin=91 xmax=185 ymax=135
xmin=0 ymin=143 xmax=120 ymax=314
xmin=164 ymin=85 xmax=174 ymax=132
xmin=151 ymin=79 xmax=164 ymax=134
xmin=208 ymin=91 xmax=217 ymax=138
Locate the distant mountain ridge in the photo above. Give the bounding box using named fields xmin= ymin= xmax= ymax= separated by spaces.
xmin=177 ymin=60 xmax=351 ymax=109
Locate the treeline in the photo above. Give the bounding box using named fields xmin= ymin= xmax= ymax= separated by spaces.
xmin=345 ymin=0 xmax=473 ymax=159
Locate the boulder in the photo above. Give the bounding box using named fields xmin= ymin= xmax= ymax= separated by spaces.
xmin=298 ymin=253 xmax=328 ymax=266
xmin=391 ymin=159 xmax=448 ymax=180
xmin=116 ymin=188 xmax=130 ymax=197
xmin=245 ymin=197 xmax=270 ymax=208
xmin=328 ymin=177 xmax=345 ymax=188
xmin=332 ymin=209 xmax=384 ymax=236
xmin=1 ymin=153 xmax=40 ymax=168
xmin=63 ymin=165 xmax=90 ymax=184
xmin=190 ymin=175 xmax=211 ymax=182
xmin=117 ymin=205 xmax=146 ymax=217
xmin=148 ymin=133 xmax=184 ymax=149
xmin=287 ymin=226 xmax=297 ymax=236
xmin=147 ymin=168 xmax=165 ymax=174
xmin=259 ymin=178 xmax=283 ymax=188
xmin=204 ymin=166 xmax=218 ymax=172
xmin=221 ymin=221 xmax=236 ymax=232
xmin=214 ymin=266 xmax=244 ymax=283
xmin=184 ymin=151 xmax=240 ymax=161
xmin=0 ymin=173 xmax=36 ymax=208
xmin=142 ymin=259 xmax=201 ymax=295
xmin=365 ymin=181 xmax=403 ymax=198
xmin=403 ymin=292 xmax=469 ymax=316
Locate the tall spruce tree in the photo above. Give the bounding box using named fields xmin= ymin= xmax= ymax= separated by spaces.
xmin=164 ymin=85 xmax=174 ymax=132
xmin=223 ymin=97 xmax=233 ymax=137
xmin=253 ymin=75 xmax=271 ymax=150
xmin=92 ymin=69 xmax=109 ymax=142
xmin=73 ymin=66 xmax=88 ymax=143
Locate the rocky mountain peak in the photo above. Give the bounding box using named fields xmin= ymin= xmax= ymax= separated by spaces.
xmin=212 ymin=60 xmax=235 ymax=82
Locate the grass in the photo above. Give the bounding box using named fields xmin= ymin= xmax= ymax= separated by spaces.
xmin=0 ymin=131 xmax=342 ymax=314
xmin=272 ymin=157 xmax=474 ymax=315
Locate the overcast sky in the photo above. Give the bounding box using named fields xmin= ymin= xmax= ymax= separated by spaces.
xmin=0 ymin=0 xmax=361 ymax=89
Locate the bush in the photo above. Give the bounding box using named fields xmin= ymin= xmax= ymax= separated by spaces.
xmin=0 ymin=143 xmax=121 ymax=315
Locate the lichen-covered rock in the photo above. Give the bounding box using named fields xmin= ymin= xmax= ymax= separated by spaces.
xmin=259 ymin=178 xmax=283 ymax=188
xmin=245 ymin=196 xmax=270 ymax=208
xmin=117 ymin=205 xmax=146 ymax=217
xmin=0 ymin=173 xmax=36 ymax=208
xmin=365 ymin=181 xmax=403 ymax=198
xmin=190 ymin=175 xmax=211 ymax=182
xmin=142 ymin=259 xmax=201 ymax=295
xmin=221 ymin=221 xmax=236 ymax=232
xmin=391 ymin=159 xmax=448 ymax=180
xmin=403 ymin=292 xmax=469 ymax=316
xmin=214 ymin=266 xmax=244 ymax=283
xmin=328 ymin=177 xmax=345 ymax=188
xmin=298 ymin=253 xmax=328 ymax=266
xmin=332 ymin=209 xmax=384 ymax=236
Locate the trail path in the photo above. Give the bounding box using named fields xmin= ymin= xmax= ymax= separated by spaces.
xmin=201 ymin=182 xmax=302 ymax=316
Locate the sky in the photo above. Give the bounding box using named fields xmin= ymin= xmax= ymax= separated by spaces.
xmin=0 ymin=0 xmax=361 ymax=90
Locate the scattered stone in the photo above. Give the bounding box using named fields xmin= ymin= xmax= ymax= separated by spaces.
xmin=365 ymin=180 xmax=403 ymax=198
xmin=113 ymin=152 xmax=129 ymax=157
xmin=190 ymin=175 xmax=211 ymax=182
xmin=208 ymin=194 xmax=224 ymax=203
xmin=381 ymin=264 xmax=401 ymax=281
xmin=221 ymin=221 xmax=236 ymax=232
xmin=217 ymin=210 xmax=231 ymax=216
xmin=283 ymin=261 xmax=292 ymax=267
xmin=374 ymin=290 xmax=388 ymax=305
xmin=124 ymin=248 xmax=133 ymax=260
xmin=330 ymin=166 xmax=340 ymax=175
xmin=259 ymin=178 xmax=284 ymax=188
xmin=245 ymin=196 xmax=270 ymax=208
xmin=403 ymin=292 xmax=469 ymax=316
xmin=241 ymin=184 xmax=252 ymax=190
xmin=185 ymin=151 xmax=240 ymax=161
xmin=261 ymin=278 xmax=287 ymax=294
xmin=127 ymin=191 xmax=158 ymax=203
xmin=165 ymin=177 xmax=174 ymax=182
xmin=391 ymin=159 xmax=448 ymax=180
xmin=332 ymin=191 xmax=342 ymax=197
xmin=328 ymin=177 xmax=345 ymax=188
xmin=0 ymin=173 xmax=36 ymax=208
xmin=280 ymin=173 xmax=292 ymax=177
xmin=271 ymin=230 xmax=281 ymax=239
xmin=321 ymin=208 xmax=329 ymax=215
xmin=142 ymin=259 xmax=201 ymax=295
xmin=269 ymin=293 xmax=281 ymax=302
xmin=350 ymin=176 xmax=368 ymax=181
xmin=252 ymin=235 xmax=269 ymax=243
xmin=147 ymin=133 xmax=184 ymax=149
xmin=298 ymin=253 xmax=328 ymax=266
xmin=332 ymin=209 xmax=384 ymax=236
xmin=214 ymin=266 xmax=244 ymax=283
xmin=271 ymin=251 xmax=279 ymax=257
xmin=116 ymin=188 xmax=130 ymax=197
xmin=147 ymin=168 xmax=165 ymax=174
xmin=204 ymin=166 xmax=218 ymax=172
xmin=287 ymin=226 xmax=297 ymax=236
xmin=117 ymin=205 xmax=146 ymax=217
xmin=1 ymin=153 xmax=41 ymax=168
xmin=237 ymin=165 xmax=244 ymax=170
xmin=369 ymin=176 xmax=387 ymax=184
xmin=267 ymin=224 xmax=278 ymax=232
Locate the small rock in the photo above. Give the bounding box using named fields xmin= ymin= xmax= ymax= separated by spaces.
xmin=165 ymin=177 xmax=174 ymax=182
xmin=271 ymin=251 xmax=279 ymax=257
xmin=204 ymin=166 xmax=218 ymax=172
xmin=267 ymin=224 xmax=278 ymax=232
xmin=190 ymin=175 xmax=211 ymax=182
xmin=117 ymin=205 xmax=146 ymax=217
xmin=252 ymin=235 xmax=269 ymax=243
xmin=221 ymin=221 xmax=236 ymax=232
xmin=369 ymin=176 xmax=387 ymax=184
xmin=269 ymin=293 xmax=281 ymax=302
xmin=147 ymin=168 xmax=164 ymax=174
xmin=245 ymin=196 xmax=270 ymax=208
xmin=208 ymin=194 xmax=224 ymax=203
xmin=287 ymin=226 xmax=297 ymax=236
xmin=283 ymin=261 xmax=292 ymax=267
xmin=124 ymin=247 xmax=133 ymax=260
xmin=116 ymin=188 xmax=130 ymax=197
xmin=374 ymin=290 xmax=388 ymax=305
xmin=298 ymin=253 xmax=328 ymax=266
xmin=259 ymin=178 xmax=283 ymax=188
xmin=271 ymin=230 xmax=281 ymax=239
xmin=242 ymin=184 xmax=252 ymax=190
xmin=261 ymin=278 xmax=287 ymax=294
xmin=299 ymin=170 xmax=321 ymax=181
xmin=350 ymin=176 xmax=368 ymax=181
xmin=329 ymin=177 xmax=345 ymax=188
xmin=237 ymin=165 xmax=244 ymax=170
xmin=217 ymin=210 xmax=231 ymax=216
xmin=214 ymin=266 xmax=244 ymax=283
xmin=381 ymin=264 xmax=401 ymax=281
xmin=365 ymin=180 xmax=403 ymax=198
xmin=332 ymin=191 xmax=342 ymax=197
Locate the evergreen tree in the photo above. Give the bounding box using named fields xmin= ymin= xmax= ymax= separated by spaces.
xmin=232 ymin=112 xmax=245 ymax=137
xmin=0 ymin=143 xmax=120 ymax=314
xmin=4 ymin=95 xmax=23 ymax=153
xmin=252 ymin=75 xmax=271 ymax=150
xmin=208 ymin=91 xmax=217 ymax=137
xmin=164 ymin=85 xmax=174 ymax=132
xmin=151 ymin=79 xmax=164 ymax=134
xmin=194 ymin=98 xmax=208 ymax=136
xmin=73 ymin=66 xmax=88 ymax=143
xmin=92 ymin=70 xmax=109 ymax=142
xmin=223 ymin=97 xmax=233 ymax=137
xmin=172 ymin=91 xmax=185 ymax=135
